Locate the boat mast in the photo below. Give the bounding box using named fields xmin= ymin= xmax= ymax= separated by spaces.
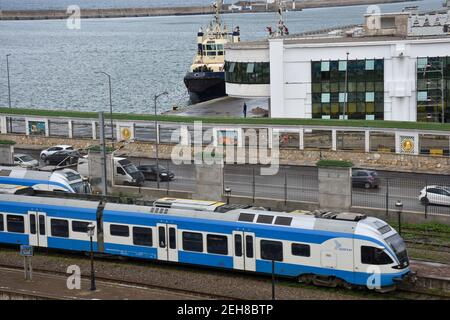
xmin=267 ymin=0 xmax=289 ymax=37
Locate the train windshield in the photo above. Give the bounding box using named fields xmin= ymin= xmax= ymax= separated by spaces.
xmin=386 ymin=234 xmax=409 ymax=268
xmin=70 ymin=181 xmax=92 ymax=194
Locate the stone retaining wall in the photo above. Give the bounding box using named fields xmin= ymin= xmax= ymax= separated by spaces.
xmin=3 ymin=133 xmax=449 ymax=175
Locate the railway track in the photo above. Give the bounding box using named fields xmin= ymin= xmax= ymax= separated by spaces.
xmin=0 ymin=263 xmax=241 ymax=300
xmin=0 ymin=258 xmax=448 ymax=300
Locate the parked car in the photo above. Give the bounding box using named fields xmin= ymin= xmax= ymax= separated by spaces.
xmin=419 ymin=186 xmax=450 ymax=206
xmin=13 ymin=153 xmax=39 ymax=168
xmin=40 ymin=145 xmax=74 ymax=160
xmin=138 ymin=165 xmax=175 ymax=181
xmin=352 ymin=170 xmax=380 ymax=189
xmin=45 ymin=150 xmax=82 ymax=166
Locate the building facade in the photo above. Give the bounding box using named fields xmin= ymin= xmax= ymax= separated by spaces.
xmin=224 ymin=10 xmax=450 ymax=122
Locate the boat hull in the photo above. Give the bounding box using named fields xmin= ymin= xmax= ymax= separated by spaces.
xmin=184 ymin=71 xmax=226 ymax=103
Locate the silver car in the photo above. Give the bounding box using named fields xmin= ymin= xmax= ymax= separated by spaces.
xmin=14 ymin=154 xmax=39 ymax=168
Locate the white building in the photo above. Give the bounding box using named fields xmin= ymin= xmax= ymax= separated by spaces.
xmin=224 ymin=10 xmax=450 ymax=123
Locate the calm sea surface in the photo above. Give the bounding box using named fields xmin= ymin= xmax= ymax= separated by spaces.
xmin=0 ymin=0 xmax=442 ymax=114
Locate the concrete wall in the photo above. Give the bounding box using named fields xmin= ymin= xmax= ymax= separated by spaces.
xmin=0 ymin=145 xmax=14 ymax=164
xmin=318 ymin=166 xmax=352 ymax=210
xmin=193 ymin=163 xmax=224 ymax=201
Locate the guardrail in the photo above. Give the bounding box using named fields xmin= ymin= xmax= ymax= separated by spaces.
xmin=1 ymin=113 xmax=450 ymax=157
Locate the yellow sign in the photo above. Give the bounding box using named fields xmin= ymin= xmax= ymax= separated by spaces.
xmin=401 ymin=138 xmax=414 ymax=153
xmin=121 ymin=127 xmax=131 ymax=140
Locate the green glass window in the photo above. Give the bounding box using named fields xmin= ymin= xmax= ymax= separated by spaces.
xmin=225 ymin=62 xmax=270 ymax=84
xmin=311 ymin=59 xmax=384 ymax=120
xmin=365 ymin=60 xmax=375 ymax=70
xmin=321 ymin=61 xmax=330 ymax=72
xmin=417 ymin=91 xmax=428 ymax=101
xmin=321 ymin=93 xmax=330 ymax=103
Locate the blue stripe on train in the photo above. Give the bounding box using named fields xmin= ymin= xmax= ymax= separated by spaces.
xmin=103 ymin=243 xmax=157 ymax=259
xmin=47 ymin=237 xmax=98 ymax=252
xmin=255 ymin=260 xmax=409 ymax=286
xmin=0 ymin=201 xmax=97 ymax=220
xmin=0 ymin=232 xmax=29 ymax=245
xmin=178 ymin=251 xmax=233 ymax=269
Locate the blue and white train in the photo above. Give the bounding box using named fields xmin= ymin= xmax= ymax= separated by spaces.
xmin=0 ymin=195 xmax=410 ymax=292
xmin=0 ymin=166 xmax=92 ymax=194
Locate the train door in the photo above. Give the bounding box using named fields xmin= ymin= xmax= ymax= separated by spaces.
xmin=320 ymin=250 xmax=337 ymax=269
xmin=233 ymin=231 xmax=256 ymax=271
xmin=28 ymin=211 xmax=48 ymax=247
xmin=157 ymin=223 xmax=178 ymax=262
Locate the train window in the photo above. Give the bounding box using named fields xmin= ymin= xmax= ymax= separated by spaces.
xmin=7 ymin=215 xmax=24 ymax=233
xmin=72 ymin=221 xmax=89 ymax=233
xmin=159 ymin=227 xmax=166 ymax=248
xmin=234 ymin=234 xmax=242 ymax=257
xmin=39 ymin=215 xmax=46 ymax=235
xmin=50 ymin=219 xmax=69 ymax=238
xmin=30 ymin=214 xmax=36 ymax=235
xmin=169 ymin=227 xmax=176 ymax=249
xmin=207 ymin=234 xmax=228 ymax=255
xmin=238 ymin=213 xmax=255 ymax=222
xmin=274 ymin=216 xmax=292 ymax=226
xmin=182 ymin=232 xmax=203 ymax=252
xmin=257 ymin=215 xmax=274 ymax=224
xmin=133 ymin=227 xmax=153 ymax=247
xmin=361 ymin=246 xmax=393 ymax=265
xmin=261 ymin=240 xmax=283 ymax=261
xmin=0 ymin=214 xmax=4 ymax=231
xmin=110 ymin=224 xmax=129 ymax=237
xmin=245 ymin=235 xmax=254 ymax=258
xmin=292 ymin=243 xmax=310 ymax=257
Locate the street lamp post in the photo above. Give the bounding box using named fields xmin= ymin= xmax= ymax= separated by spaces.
xmin=395 ymin=200 xmax=403 ymax=236
xmin=154 ymin=91 xmax=168 ymax=189
xmin=224 ymin=187 xmax=232 ymax=204
xmin=87 ymin=223 xmax=96 ymax=291
xmin=6 ymin=54 xmax=12 ymax=133
xmin=95 ymin=71 xmax=114 ymax=146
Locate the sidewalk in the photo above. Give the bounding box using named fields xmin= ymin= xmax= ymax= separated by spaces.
xmin=166 ymin=96 xmax=269 ymax=118
xmin=0 ymin=267 xmax=200 ymax=300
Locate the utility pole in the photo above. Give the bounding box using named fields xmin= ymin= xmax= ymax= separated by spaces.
xmin=95 ymin=71 xmax=114 ymax=146
xmin=99 ymin=112 xmax=108 ymax=196
xmin=154 ymin=91 xmax=168 ymax=189
xmin=6 ymin=54 xmax=12 ymax=133
xmin=441 ymin=60 xmax=445 ymax=124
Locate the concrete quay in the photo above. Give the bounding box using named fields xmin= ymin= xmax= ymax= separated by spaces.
xmin=0 ymin=0 xmax=416 ymax=21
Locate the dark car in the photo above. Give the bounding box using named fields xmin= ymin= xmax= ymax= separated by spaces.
xmin=352 ymin=170 xmax=380 ymax=189
xmin=45 ymin=150 xmax=82 ymax=166
xmin=138 ymin=165 xmax=175 ymax=181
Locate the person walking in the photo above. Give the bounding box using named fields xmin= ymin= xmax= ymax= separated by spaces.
xmin=243 ymin=102 xmax=247 ymax=118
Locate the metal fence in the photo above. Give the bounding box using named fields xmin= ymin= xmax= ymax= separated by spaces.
xmin=223 ymin=165 xmax=319 ymax=203
xmin=352 ymin=176 xmax=450 ymax=216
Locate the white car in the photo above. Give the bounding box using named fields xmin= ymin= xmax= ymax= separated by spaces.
xmin=419 ymin=186 xmax=450 ymax=206
xmin=40 ymin=145 xmax=74 ymax=161
xmin=14 ymin=154 xmax=39 ymax=168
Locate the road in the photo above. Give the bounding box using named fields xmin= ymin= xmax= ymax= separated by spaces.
xmin=14 ymin=148 xmax=450 ymax=215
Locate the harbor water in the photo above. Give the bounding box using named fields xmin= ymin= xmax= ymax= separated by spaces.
xmin=0 ymin=0 xmax=442 ymax=114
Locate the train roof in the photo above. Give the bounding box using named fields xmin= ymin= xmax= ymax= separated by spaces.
xmin=0 ymin=194 xmax=99 ymax=210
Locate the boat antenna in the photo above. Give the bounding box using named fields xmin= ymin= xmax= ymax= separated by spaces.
xmin=266 ymin=0 xmax=289 ymax=37
xmin=213 ymin=0 xmax=223 ymax=27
